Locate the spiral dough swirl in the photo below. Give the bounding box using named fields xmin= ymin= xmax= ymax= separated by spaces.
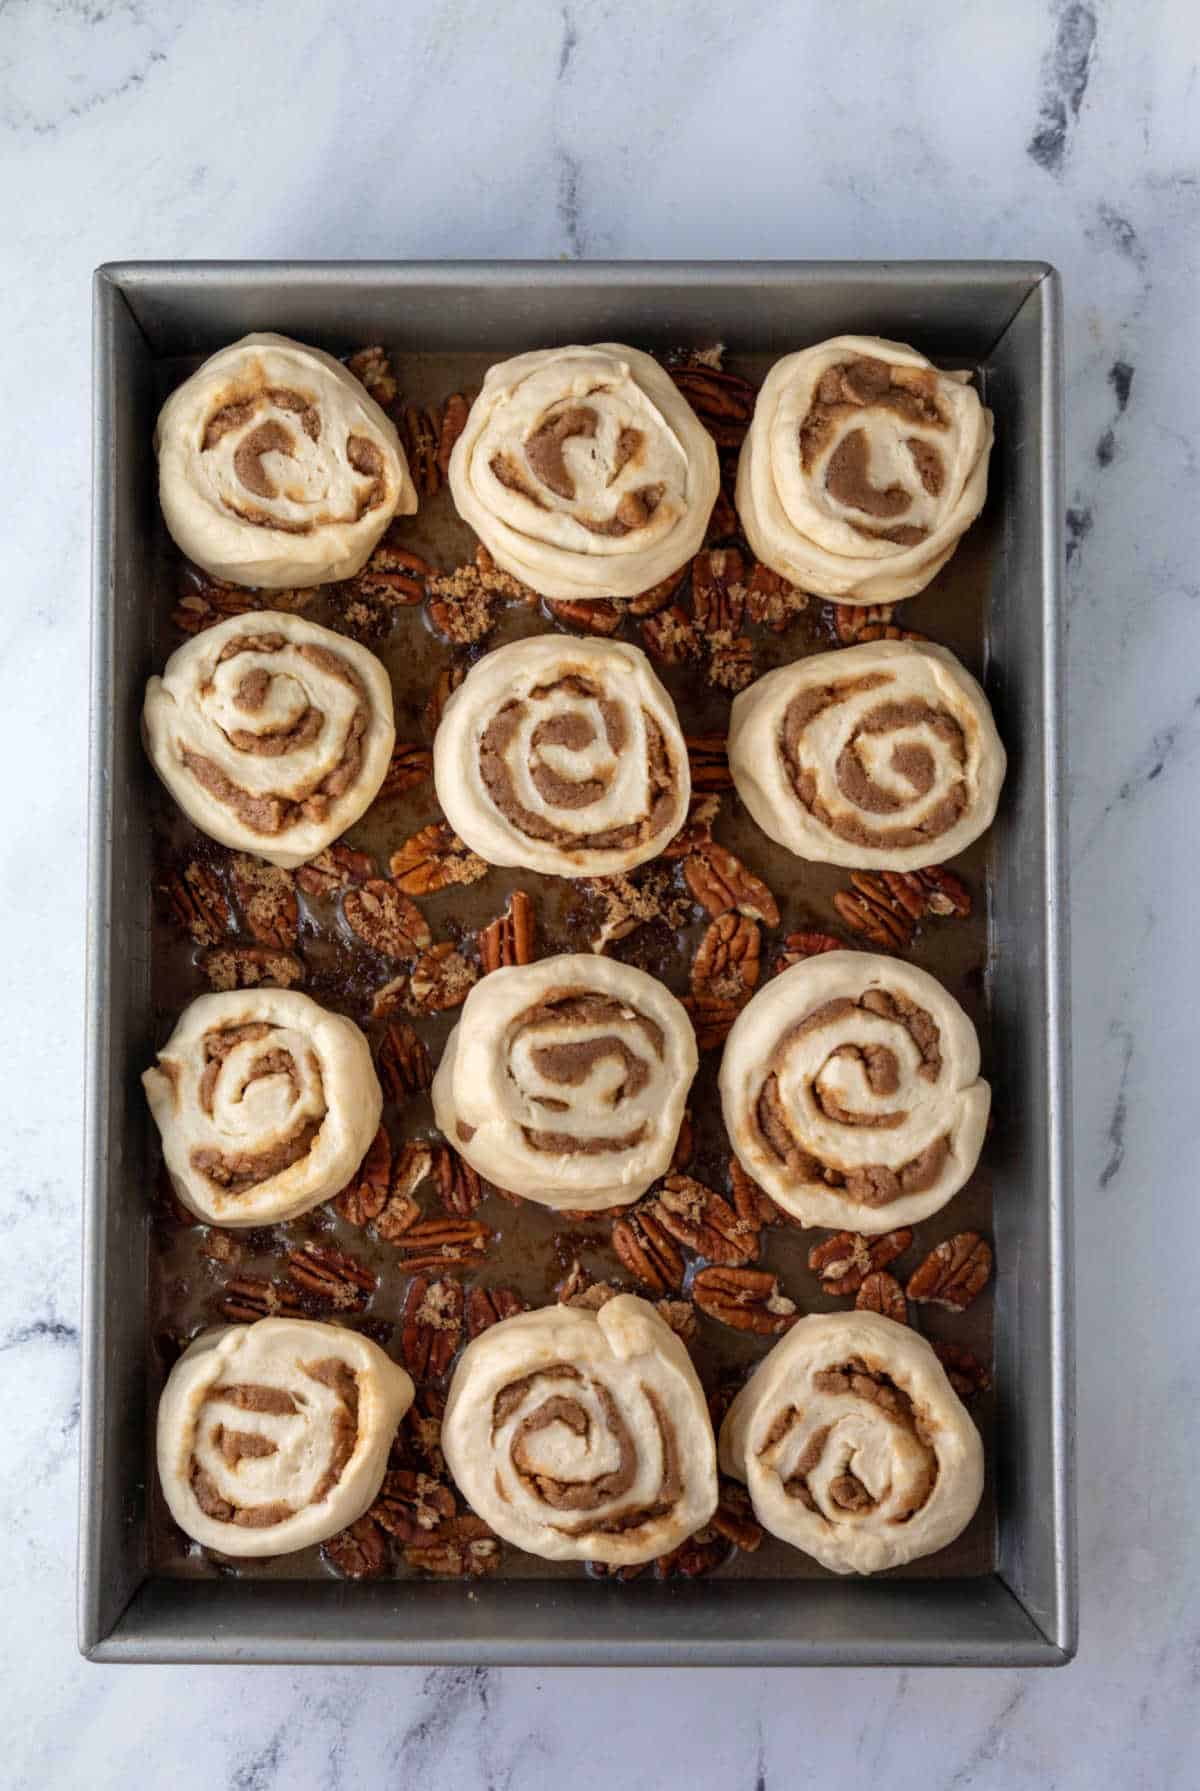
xmin=433 ymin=637 xmax=690 ymax=876
xmin=448 ymin=343 xmax=719 ymax=599
xmin=143 ymin=611 xmax=396 ymax=868
xmin=729 ymin=640 xmax=1006 ymax=870
xmin=720 ymin=1311 xmax=984 ymax=1573
xmin=736 ymin=335 xmax=992 ymax=602
xmin=143 ymin=989 xmax=383 ymax=1227
xmin=156 ymin=333 xmax=417 ymax=587
xmin=432 ymin=955 xmax=698 ymax=1211
xmin=157 ymin=1319 xmax=414 ymax=1557
xmin=442 ymin=1298 xmax=718 ymax=1565
xmin=719 ymin=952 xmax=989 ymax=1233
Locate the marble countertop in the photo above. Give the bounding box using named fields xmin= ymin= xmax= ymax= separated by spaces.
xmin=2 ymin=0 xmax=1197 ymax=1783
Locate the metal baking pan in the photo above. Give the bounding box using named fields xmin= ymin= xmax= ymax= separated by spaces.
xmin=82 ymin=260 xmax=1073 ymax=1665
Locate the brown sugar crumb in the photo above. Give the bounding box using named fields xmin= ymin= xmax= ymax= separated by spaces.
xmin=586 ymin=868 xmax=689 ymax=953
xmin=229 ymin=855 xmax=299 ymax=950
xmin=201 ymin=945 xmax=304 ymax=991
xmin=427 ymin=546 xmax=537 ymax=643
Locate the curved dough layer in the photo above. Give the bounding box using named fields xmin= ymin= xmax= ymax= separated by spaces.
xmin=156 ymin=332 xmax=417 ymax=587
xmin=433 ymin=636 xmax=690 ymax=876
xmin=729 ymin=639 xmax=1006 ymax=870
xmin=144 ymin=988 xmax=382 ymax=1227
xmin=432 ymin=954 xmax=698 ymax=1211
xmin=443 ymin=1297 xmax=717 ymax=1564
xmin=736 ymin=335 xmax=992 ymax=602
xmin=143 ymin=610 xmax=396 ymax=868
xmin=447 ymin=343 xmax=719 ymax=599
xmin=719 ymin=951 xmax=988 ymax=1232
xmin=720 ymin=1309 xmax=984 ymax=1573
xmin=157 ymin=1318 xmax=414 ymax=1556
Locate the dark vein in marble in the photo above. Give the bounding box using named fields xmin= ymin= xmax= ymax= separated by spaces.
xmin=1027 ymin=2 xmax=1097 ymax=174
xmin=1100 ymin=1022 xmax=1134 ymax=1190
xmin=5 ymin=46 xmax=169 ymax=139
xmin=230 ymin=1724 xmax=288 ymax=1791
xmin=1116 ymin=696 xmax=1200 ymax=802
xmin=1097 ymin=360 xmax=1136 ymax=468
xmin=943 ymin=1681 xmax=1029 ymax=1788
xmin=1065 ymin=504 xmax=1094 ymax=564
xmin=388 ymin=1668 xmax=492 ymax=1775
xmin=1094 ymin=203 xmax=1148 ymax=271
xmin=558 ymin=4 xmax=578 ymax=79
xmin=0 ymin=1316 xmax=79 ymax=1355
xmin=557 ymin=147 xmax=585 ymax=258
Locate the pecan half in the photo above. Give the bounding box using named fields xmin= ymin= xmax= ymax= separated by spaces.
xmin=775 ymin=929 xmax=845 ymax=973
xmin=376 ymin=742 xmax=434 ymax=800
xmin=654 ymin=1527 xmax=731 ymax=1579
xmin=294 ymin=842 xmax=375 ymax=898
xmin=466 ymin=1285 xmax=528 ymax=1339
xmin=545 ymin=597 xmax=625 ymax=635
xmin=649 ymin=1174 xmax=759 ymax=1266
xmin=832 ymin=601 xmax=897 ymax=644
xmin=692 ymin=548 xmax=746 ymax=634
xmin=478 ymin=889 xmax=536 ymax=971
xmin=683 ymin=841 xmax=780 ymax=926
xmin=670 ymin=1108 xmax=694 ymax=1172
xmin=378 ymin=1141 xmax=434 ymax=1231
xmin=401 ymin=1275 xmax=464 ymax=1379
xmin=376 ymin=1021 xmax=432 ymax=1100
xmin=906 ymin=1233 xmax=993 ymax=1310
xmin=218 ymin=1275 xmax=302 ymax=1323
xmin=391 ymin=1217 xmax=491 ymax=1271
xmin=425 ymin=663 xmax=466 ymax=733
xmin=834 ymin=867 xmax=971 ymax=948
xmin=915 ymin=864 xmax=972 ymax=919
xmin=285 ymin=1242 xmax=376 ymax=1312
xmin=682 ymin=994 xmax=745 ymax=1051
xmin=729 ymin=1157 xmax=787 ymax=1228
xmin=200 ymin=945 xmax=304 ymax=991
xmin=432 ymin=1143 xmax=484 ymax=1218
xmin=746 ymin=562 xmax=809 ymax=631
xmin=628 ymin=566 xmax=686 ymax=617
xmin=395 ymin=1386 xmax=447 ymax=1476
xmin=408 ymin=944 xmax=477 ymax=1013
xmin=668 ymin=364 xmax=756 ymax=447
xmin=403 ymin=1514 xmax=500 ymax=1577
xmin=641 ymin=603 xmax=700 ymax=664
xmin=833 ymin=879 xmax=914 ymax=950
xmin=437 ymin=392 xmax=472 ymax=478
xmin=333 ymin=1124 xmax=392 ymax=1224
xmin=691 ymin=913 xmax=761 ymax=1003
xmin=661 ymin=792 xmax=721 ymax=859
xmin=160 ymin=860 xmax=230 ymax=945
xmin=401 ymin=405 xmax=440 ymax=496
xmin=171 ymin=573 xmax=315 ymax=635
xmin=705 ymin=632 xmax=753 ymax=693
xmin=354 ymin=540 xmax=434 ymax=607
xmin=856 ymin=1270 xmax=908 ymax=1325
xmin=346 ymin=345 xmax=398 ymax=407
xmin=611 ymin=1209 xmax=686 ymax=1293
xmin=343 ymin=880 xmax=432 ymax=958
xmin=389 ymin=822 xmax=488 ymax=896
xmin=684 ymin=733 xmax=733 ymax=790
xmin=371 ymin=1468 xmax=456 ymax=1541
xmin=932 ymin=1342 xmax=993 ymax=1402
xmin=692 ymin=1265 xmax=798 ymax=1334
xmin=322 ymin=1514 xmax=388 ymax=1579
xmin=710 ymin=1479 xmax=764 ymax=1552
xmin=229 ymin=854 xmax=299 ymax=949
xmin=808 ymin=1227 xmax=913 ymax=1296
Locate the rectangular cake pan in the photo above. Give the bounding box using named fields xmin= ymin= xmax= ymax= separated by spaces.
xmin=82 ymin=261 xmax=1074 ymax=1666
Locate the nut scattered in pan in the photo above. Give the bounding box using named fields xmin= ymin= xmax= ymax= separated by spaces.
xmin=333 ymin=1125 xmax=392 ymax=1224
xmin=855 ymin=1270 xmax=908 ymax=1325
xmin=478 ymin=889 xmax=537 ymax=971
xmin=200 ymin=944 xmax=304 ymax=990
xmin=229 ymin=854 xmax=299 ymax=949
xmin=401 ymin=1275 xmax=464 ymax=1378
xmin=932 ymin=1342 xmax=993 ymax=1402
xmin=343 ymin=880 xmax=432 ymax=959
xmin=285 ymin=1242 xmax=376 ymax=1312
xmin=906 ymin=1232 xmax=994 ymax=1310
xmin=692 ymin=1265 xmax=798 ymax=1335
xmin=647 ymin=1174 xmax=760 ymax=1267
xmin=376 ymin=1021 xmax=432 ymax=1099
xmin=389 ymin=821 xmax=488 ymax=896
xmin=159 ymin=859 xmax=231 ymax=945
xmin=611 ymin=1209 xmax=686 ymax=1293
xmin=808 ymin=1228 xmax=914 ymax=1297
xmin=683 ymin=840 xmax=780 ymax=925
xmin=294 ymin=843 xmax=375 ymax=898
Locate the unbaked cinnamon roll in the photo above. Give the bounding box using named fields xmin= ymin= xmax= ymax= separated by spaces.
xmin=719 ymin=952 xmax=988 ymax=1232
xmin=736 ymin=336 xmax=992 ymax=602
xmin=157 ymin=1318 xmax=414 ymax=1556
xmin=442 ymin=1296 xmax=717 ymax=1564
xmin=433 ymin=636 xmax=690 ymax=876
xmin=143 ymin=612 xmax=395 ymax=868
xmin=156 ymin=333 xmax=417 ymax=587
xmin=447 ymin=343 xmax=719 ymax=599
xmin=143 ymin=989 xmax=382 ymax=1227
xmin=719 ymin=1310 xmax=983 ymax=1573
xmin=729 ymin=640 xmax=1006 ymax=870
xmin=432 ymin=955 xmax=697 ymax=1212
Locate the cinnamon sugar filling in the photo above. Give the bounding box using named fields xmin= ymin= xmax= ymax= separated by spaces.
xmin=797 ymin=356 xmax=950 ymax=544
xmin=763 ymin=1357 xmax=938 ymax=1522
xmin=189 ymin=1358 xmax=360 ymax=1529
xmin=506 ymin=990 xmax=665 ymax=1156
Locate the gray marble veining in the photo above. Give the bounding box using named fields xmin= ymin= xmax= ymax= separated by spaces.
xmin=1 ymin=0 xmax=1198 ymax=1783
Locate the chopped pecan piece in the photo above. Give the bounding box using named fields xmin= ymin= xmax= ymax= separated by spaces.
xmin=294 ymin=842 xmax=375 ymax=897
xmin=200 ymin=1227 xmax=242 ymax=1266
xmin=432 ymin=1143 xmax=484 ymax=1218
xmin=855 ymin=622 xmax=928 ymax=644
xmin=808 ymin=1227 xmax=913 ymax=1297
xmin=343 ymin=880 xmax=432 ymax=958
xmin=775 ymin=929 xmax=845 ymax=973
xmin=401 ymin=405 xmax=440 ymax=496
xmin=628 ymin=566 xmax=686 ymax=616
xmin=915 ymin=864 xmax=972 ymax=919
xmin=376 ymin=742 xmax=434 ymax=801
xmin=640 ymin=603 xmax=700 ymax=664
xmin=661 ymin=792 xmax=721 ymax=859
xmin=333 ymin=1125 xmax=392 ymax=1225
xmin=545 ymin=596 xmax=625 ymax=635
xmin=229 ymin=854 xmax=299 ymax=949
xmin=437 ymin=392 xmax=472 ymax=478
xmin=395 ymin=1386 xmax=446 ymax=1475
xmin=286 ymin=1242 xmax=376 ymax=1312
xmin=585 ymin=868 xmax=685 ymax=953
xmin=401 ymin=1275 xmax=464 ymax=1379
xmin=588 ymin=1559 xmax=648 ymax=1582
xmin=710 ymin=1479 xmax=764 ymax=1552
xmin=200 ymin=945 xmax=303 ymax=990
xmin=692 ymin=548 xmax=746 ymax=635
xmin=932 ymin=1342 xmax=993 ymax=1402
xmin=556 ymin=1257 xmax=593 ymax=1304
xmin=693 ymin=1265 xmax=798 ymax=1335
xmin=389 ymin=821 xmax=488 ymax=895
xmin=479 ymin=889 xmax=536 ymax=971
xmin=427 ymin=547 xmax=532 ymax=645
xmin=217 ymin=1275 xmax=302 ymax=1324
xmin=160 ymin=860 xmax=230 ymax=945
xmin=373 ymin=1182 xmax=422 ymax=1245
xmin=668 ymin=364 xmax=756 ymax=447
xmin=746 ymin=562 xmax=809 ymax=631
xmin=391 ymin=1217 xmax=491 ymax=1271
xmin=856 ymin=1270 xmax=908 ymax=1325
xmin=346 ymin=345 xmax=398 ymax=407
xmin=729 ymin=1157 xmax=788 ymax=1227
xmin=376 ymin=1021 xmax=432 ymax=1100
xmin=354 ymin=539 xmax=434 ymax=607
xmin=611 ymin=1209 xmax=686 ymax=1293
xmin=371 ymin=1468 xmax=456 ymax=1541
xmin=705 ymin=632 xmax=754 ymax=692
xmin=906 ymin=1233 xmax=993 ymax=1311
xmin=649 ymin=1173 xmax=759 ymax=1266
xmin=407 ymin=944 xmax=477 ymax=1013
xmin=670 ymin=1108 xmax=694 ymax=1172
xmin=322 ymin=1514 xmax=388 ymax=1579
xmin=403 ymin=1514 xmax=500 ymax=1577
xmin=655 ymin=1527 xmax=731 ymax=1579
xmin=691 ymin=913 xmax=761 ymax=1004
xmin=425 ymin=662 xmax=466 ymax=733
xmin=466 ymin=1285 xmax=527 ymax=1339
xmin=683 ymin=841 xmax=780 ymax=926
xmin=371 ymin=975 xmax=409 ymax=1020
xmin=171 ymin=572 xmax=315 ymax=635
xmin=655 ymin=1298 xmax=698 ymax=1345
xmin=833 ymin=880 xmax=913 ymax=950
xmin=684 ymin=733 xmax=733 ymax=790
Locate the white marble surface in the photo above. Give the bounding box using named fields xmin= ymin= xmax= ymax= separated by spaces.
xmin=1 ymin=0 xmax=1198 ymax=1782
